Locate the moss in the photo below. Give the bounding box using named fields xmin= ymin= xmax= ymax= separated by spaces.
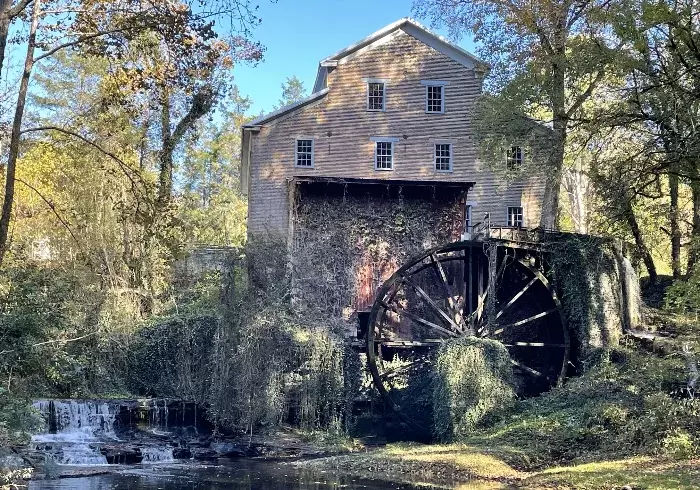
xmin=433 ymin=337 xmax=515 ymax=440
xmin=547 ymin=234 xmax=625 ymax=357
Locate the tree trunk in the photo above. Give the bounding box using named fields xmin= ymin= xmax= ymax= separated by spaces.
xmin=0 ymin=0 xmax=40 ymax=267
xmin=541 ymin=44 xmax=567 ymax=230
xmin=157 ymin=87 xmax=173 ymax=211
xmin=626 ymin=199 xmax=657 ymax=285
xmin=0 ymin=2 xmax=11 ymax=80
xmin=669 ymin=167 xmax=682 ymax=278
xmin=687 ymin=166 xmax=700 ymax=275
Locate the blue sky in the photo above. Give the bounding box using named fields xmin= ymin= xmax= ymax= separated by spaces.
xmin=233 ymin=0 xmax=476 ymax=115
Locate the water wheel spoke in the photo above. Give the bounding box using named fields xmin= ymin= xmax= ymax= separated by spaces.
xmin=510 ymin=359 xmax=544 ymax=377
xmin=429 ymin=253 xmax=463 ymax=330
xmin=495 ymin=276 xmax=539 ymax=320
xmin=376 ymin=339 xmax=443 ymax=348
xmin=505 ymin=342 xmax=566 ymax=348
xmin=401 ymin=276 xmax=462 ymax=333
xmin=380 ymin=301 xmax=458 ymax=338
xmin=378 ymin=360 xmax=429 ymax=381
xmin=492 ymin=308 xmax=557 ymax=334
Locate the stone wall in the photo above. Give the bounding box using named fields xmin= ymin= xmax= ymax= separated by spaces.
xmin=548 ymin=235 xmax=641 ymax=359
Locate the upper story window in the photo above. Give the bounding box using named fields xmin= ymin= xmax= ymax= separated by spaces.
xmin=374 ymin=140 xmax=394 ymax=170
xmin=434 ymin=143 xmax=452 ymax=172
xmin=295 ymin=139 xmax=314 ymax=168
xmin=507 ymin=146 xmax=524 ymax=170
xmin=422 ymin=80 xmax=448 ymax=114
xmin=507 ymin=206 xmax=523 ymax=227
xmin=367 ymin=82 xmax=385 ymax=111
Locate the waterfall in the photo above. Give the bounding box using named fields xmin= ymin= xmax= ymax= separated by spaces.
xmin=30 ymin=398 xmax=205 ymax=466
xmin=140 ymin=446 xmax=175 ymax=463
xmin=31 ymin=400 xmax=118 ymax=465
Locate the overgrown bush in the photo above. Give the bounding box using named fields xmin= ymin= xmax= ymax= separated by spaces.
xmin=0 ymin=389 xmax=42 ymax=446
xmin=432 ymin=337 xmax=515 ymax=440
xmin=465 ymin=347 xmax=700 ymax=469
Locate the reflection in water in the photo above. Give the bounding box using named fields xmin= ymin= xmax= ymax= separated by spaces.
xmin=29 ymin=460 xmax=418 ymax=489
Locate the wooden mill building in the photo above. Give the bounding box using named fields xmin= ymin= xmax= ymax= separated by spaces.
xmin=240 ymin=18 xmax=554 ymax=336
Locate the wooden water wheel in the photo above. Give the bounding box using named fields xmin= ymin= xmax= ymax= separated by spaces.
xmin=365 ymin=240 xmax=569 ymax=432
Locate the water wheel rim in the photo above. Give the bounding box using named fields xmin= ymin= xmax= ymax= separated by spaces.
xmin=365 ymin=240 xmax=570 ymax=434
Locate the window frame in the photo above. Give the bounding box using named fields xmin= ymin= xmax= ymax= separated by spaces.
xmin=294 ymin=138 xmax=315 ymax=168
xmin=433 ymin=142 xmax=453 ymax=173
xmin=507 ymin=206 xmax=524 ymax=228
xmin=365 ymin=78 xmax=387 ymax=112
xmin=465 ymin=201 xmax=476 ymax=233
xmin=372 ymin=138 xmax=396 ymax=171
xmin=506 ymin=145 xmax=524 ymax=170
xmin=422 ymin=80 xmax=448 ymax=114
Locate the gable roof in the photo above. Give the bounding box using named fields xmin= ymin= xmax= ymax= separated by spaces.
xmin=244 ymin=88 xmax=329 ymax=128
xmin=313 ymin=18 xmax=488 ymax=92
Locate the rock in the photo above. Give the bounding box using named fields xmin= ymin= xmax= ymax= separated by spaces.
xmin=191 ymin=448 xmax=217 ymax=460
xmin=210 ymin=442 xmax=248 ymax=458
xmin=172 ymin=447 xmax=191 ymax=459
xmin=0 ymin=448 xmax=27 ymax=471
xmin=99 ymin=444 xmax=142 ymax=464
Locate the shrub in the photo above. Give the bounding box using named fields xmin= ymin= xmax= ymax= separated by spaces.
xmin=660 ymin=429 xmax=697 ymax=460
xmin=432 ymin=337 xmax=515 ymax=440
xmin=463 ymin=347 xmax=700 ymax=469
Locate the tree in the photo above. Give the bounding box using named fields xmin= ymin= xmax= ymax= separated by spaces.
xmin=274 ymin=75 xmax=306 ymax=109
xmin=414 ymin=0 xmax=620 ymax=228
xmin=0 ymin=0 xmax=264 ymax=268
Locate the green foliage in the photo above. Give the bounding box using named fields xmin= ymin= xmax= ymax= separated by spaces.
xmin=661 ymin=429 xmax=697 ymax=460
xmin=0 ymin=389 xmax=42 ymax=447
xmin=432 ymin=337 xmax=515 ymax=440
xmin=548 ymin=234 xmax=623 ymax=354
xmin=664 ymin=271 xmax=700 ymax=314
xmin=465 ymin=347 xmax=700 ymax=469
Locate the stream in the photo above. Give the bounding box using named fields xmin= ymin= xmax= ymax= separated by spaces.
xmin=28 ymin=460 xmax=417 ymax=489
xmin=23 ymin=399 xmax=419 ymax=489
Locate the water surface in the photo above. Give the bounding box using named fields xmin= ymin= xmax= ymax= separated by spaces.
xmin=29 ymin=459 xmax=419 ymax=489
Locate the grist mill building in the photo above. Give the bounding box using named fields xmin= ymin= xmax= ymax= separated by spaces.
xmin=240 ymin=18 xmax=555 ymax=336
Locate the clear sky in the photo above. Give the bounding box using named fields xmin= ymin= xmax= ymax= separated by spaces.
xmin=232 ymin=0 xmax=477 ymax=116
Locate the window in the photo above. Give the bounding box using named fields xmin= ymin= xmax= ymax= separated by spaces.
xmin=367 ymin=82 xmax=385 ymax=111
xmin=507 ymin=146 xmax=524 ymax=170
xmin=374 ymin=141 xmax=394 ymax=170
xmin=295 ymin=139 xmax=314 ymax=168
xmin=426 ymin=85 xmax=444 ymax=113
xmin=465 ymin=204 xmax=473 ymax=232
xmin=434 ymin=143 xmax=452 ymax=172
xmin=507 ymin=206 xmax=523 ymax=227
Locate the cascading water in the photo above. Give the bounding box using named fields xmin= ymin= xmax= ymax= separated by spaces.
xmin=140 ymin=446 xmax=175 ymax=463
xmin=30 ymin=399 xmax=208 ymax=466
xmin=31 ymin=400 xmax=118 ymax=465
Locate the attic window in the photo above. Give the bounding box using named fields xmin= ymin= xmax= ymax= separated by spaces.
xmin=367 ymin=82 xmax=385 ymax=111
xmin=295 ymin=139 xmax=314 ymax=168
xmin=507 ymin=146 xmax=523 ymax=170
xmin=434 ymin=143 xmax=452 ymax=172
xmin=426 ymin=85 xmax=444 ymax=113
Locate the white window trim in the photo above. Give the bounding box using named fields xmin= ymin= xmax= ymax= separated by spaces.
xmin=465 ymin=201 xmax=476 ymax=228
xmin=506 ymin=145 xmax=525 ymax=169
xmin=294 ymin=138 xmax=315 ymax=168
xmin=373 ymin=139 xmax=395 ymax=171
xmin=433 ymin=142 xmax=453 ymax=173
xmin=425 ymin=83 xmax=445 ymax=114
xmin=506 ymin=205 xmax=525 ymax=228
xmin=363 ymin=78 xmax=388 ymax=112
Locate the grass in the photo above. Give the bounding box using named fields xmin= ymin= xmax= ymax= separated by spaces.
xmin=295 ymin=443 xmax=700 ymax=489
